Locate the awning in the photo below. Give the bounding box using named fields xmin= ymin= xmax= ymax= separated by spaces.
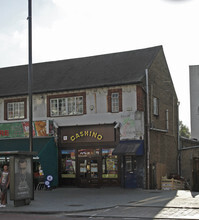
xmin=0 ymin=137 xmax=58 ymax=187
xmin=113 ymin=140 xmax=144 ymax=156
xmin=0 ymin=137 xmax=53 ymax=153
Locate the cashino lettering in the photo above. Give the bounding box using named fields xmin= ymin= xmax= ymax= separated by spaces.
xmin=70 ymin=130 xmax=103 ymax=141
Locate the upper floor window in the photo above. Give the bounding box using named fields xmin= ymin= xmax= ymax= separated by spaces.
xmin=153 ymin=97 xmax=159 ymax=116
xmin=4 ymin=98 xmax=27 ymax=120
xmin=108 ymin=89 xmax=122 ymax=113
xmin=47 ymin=92 xmax=86 ymax=117
xmin=111 ymin=93 xmax=119 ymax=112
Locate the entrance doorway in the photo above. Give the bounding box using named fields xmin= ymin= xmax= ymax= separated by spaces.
xmin=124 ymin=156 xmax=137 ymax=188
xmin=77 ymin=148 xmax=101 ymax=187
xmin=78 ymin=158 xmax=100 ymax=186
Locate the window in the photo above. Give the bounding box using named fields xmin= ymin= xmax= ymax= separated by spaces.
xmin=111 ymin=93 xmax=119 ymax=112
xmin=8 ymin=102 xmax=25 ymax=119
xmin=61 ymin=150 xmax=76 ymax=178
xmin=125 ymin=156 xmax=136 ymax=172
xmin=102 ymin=148 xmax=118 ymax=178
xmin=153 ymin=97 xmax=159 ymax=116
xmin=48 ymin=92 xmax=86 ymax=117
xmin=108 ymin=89 xmax=122 ymax=113
xmin=4 ymin=98 xmax=27 ymax=120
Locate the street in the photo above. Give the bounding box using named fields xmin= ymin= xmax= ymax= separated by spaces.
xmin=66 ymin=205 xmax=199 ymax=219
xmin=1 ymin=205 xmax=199 ymax=220
xmin=1 ymin=188 xmax=199 ymax=219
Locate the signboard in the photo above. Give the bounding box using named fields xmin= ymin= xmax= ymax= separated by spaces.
xmin=0 ymin=121 xmax=54 ymax=139
xmin=10 ymin=155 xmax=33 ymax=202
xmin=61 ymin=124 xmax=115 ymax=144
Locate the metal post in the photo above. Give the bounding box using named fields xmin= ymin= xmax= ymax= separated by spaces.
xmin=28 ymin=0 xmax=33 ymax=152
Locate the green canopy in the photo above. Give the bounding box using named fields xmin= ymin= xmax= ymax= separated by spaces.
xmin=0 ymin=137 xmax=58 ymax=186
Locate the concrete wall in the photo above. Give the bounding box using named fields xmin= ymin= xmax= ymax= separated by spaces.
xmin=190 ymin=65 xmax=199 ymax=140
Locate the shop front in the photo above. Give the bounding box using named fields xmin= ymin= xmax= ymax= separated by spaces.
xmin=59 ymin=124 xmax=120 ymax=187
xmin=113 ymin=140 xmax=145 ymax=188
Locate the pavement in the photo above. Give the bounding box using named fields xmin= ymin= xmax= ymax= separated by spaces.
xmin=1 ymin=187 xmax=199 ymax=219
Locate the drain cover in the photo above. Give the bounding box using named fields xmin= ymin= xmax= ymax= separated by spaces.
xmin=68 ymin=204 xmax=83 ymax=207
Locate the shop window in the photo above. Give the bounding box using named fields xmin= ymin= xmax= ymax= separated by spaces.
xmin=47 ymin=92 xmax=86 ymax=117
xmin=61 ymin=150 xmax=76 ymax=178
xmin=4 ymin=98 xmax=27 ymax=120
xmin=102 ymin=148 xmax=118 ymax=178
xmin=78 ymin=149 xmax=100 ymax=158
xmin=108 ymin=89 xmax=122 ymax=113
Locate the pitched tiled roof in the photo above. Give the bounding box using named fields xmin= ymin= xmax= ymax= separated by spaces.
xmin=0 ymin=45 xmax=162 ymax=97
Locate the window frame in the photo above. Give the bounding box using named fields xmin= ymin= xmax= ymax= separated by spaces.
xmin=108 ymin=89 xmax=122 ymax=113
xmin=4 ymin=98 xmax=27 ymax=120
xmin=47 ymin=92 xmax=86 ymax=117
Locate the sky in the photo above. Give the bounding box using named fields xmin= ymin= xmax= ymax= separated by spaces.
xmin=0 ymin=0 xmax=198 ymax=130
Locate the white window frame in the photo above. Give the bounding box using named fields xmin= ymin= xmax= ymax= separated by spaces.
xmin=50 ymin=96 xmax=83 ymax=117
xmin=111 ymin=92 xmax=119 ymax=113
xmin=7 ymin=101 xmax=25 ymax=120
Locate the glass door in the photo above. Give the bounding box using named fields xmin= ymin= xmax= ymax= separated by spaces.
xmin=78 ymin=158 xmax=99 ymax=186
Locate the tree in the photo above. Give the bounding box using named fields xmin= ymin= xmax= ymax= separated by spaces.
xmin=179 ymin=121 xmax=190 ymax=138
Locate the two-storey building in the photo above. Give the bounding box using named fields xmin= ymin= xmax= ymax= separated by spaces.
xmin=0 ymin=46 xmax=178 ymax=189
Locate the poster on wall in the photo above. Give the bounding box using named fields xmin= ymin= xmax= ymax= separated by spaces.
xmin=0 ymin=120 xmax=54 ymax=139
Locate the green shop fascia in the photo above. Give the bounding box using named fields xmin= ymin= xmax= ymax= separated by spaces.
xmin=0 ymin=121 xmax=58 ymax=187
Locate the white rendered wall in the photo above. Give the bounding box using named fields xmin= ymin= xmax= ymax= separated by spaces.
xmin=0 ymin=85 xmax=144 ymax=140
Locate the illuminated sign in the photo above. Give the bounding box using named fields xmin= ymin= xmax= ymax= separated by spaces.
xmin=70 ymin=130 xmax=103 ymax=142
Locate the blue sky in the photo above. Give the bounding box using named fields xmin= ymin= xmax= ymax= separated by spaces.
xmin=0 ymin=0 xmax=198 ymax=129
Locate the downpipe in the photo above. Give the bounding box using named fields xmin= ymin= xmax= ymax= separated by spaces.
xmin=145 ymin=69 xmax=150 ymax=189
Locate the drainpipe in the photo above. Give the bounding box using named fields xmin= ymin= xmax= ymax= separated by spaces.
xmin=145 ymin=69 xmax=150 ymax=189
xmin=166 ymin=109 xmax=169 ymax=131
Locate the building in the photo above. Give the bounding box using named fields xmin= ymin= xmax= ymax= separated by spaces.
xmin=179 ymin=65 xmax=199 ymax=191
xmin=179 ymin=137 xmax=199 ymax=191
xmin=0 ymin=45 xmax=179 ymax=189
xmin=190 ymin=65 xmax=199 ymax=140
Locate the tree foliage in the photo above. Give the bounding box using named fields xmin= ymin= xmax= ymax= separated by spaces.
xmin=179 ymin=120 xmax=190 ymax=138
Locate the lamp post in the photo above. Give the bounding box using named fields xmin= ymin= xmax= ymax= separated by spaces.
xmin=27 ymin=0 xmax=33 ymax=152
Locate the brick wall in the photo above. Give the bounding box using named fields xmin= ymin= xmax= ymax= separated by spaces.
xmin=146 ymin=49 xmax=178 ymax=185
xmin=136 ymin=85 xmax=144 ymax=112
